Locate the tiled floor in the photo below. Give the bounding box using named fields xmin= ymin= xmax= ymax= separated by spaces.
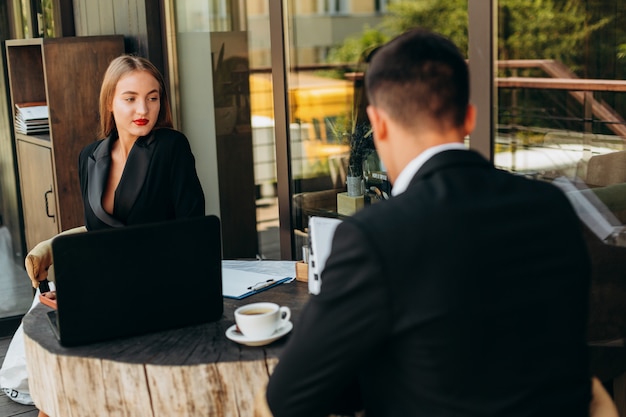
xmin=0 ymin=336 xmax=39 ymax=417
xmin=0 ymin=227 xmax=35 ymax=321
xmin=0 ymin=229 xmax=40 ymax=415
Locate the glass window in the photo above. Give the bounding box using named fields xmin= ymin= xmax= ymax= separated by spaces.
xmin=0 ymin=0 xmax=39 ymax=324
xmin=170 ymin=0 xmax=395 ymax=260
xmin=171 ymin=0 xmax=263 ymax=260
xmin=285 ymin=0 xmax=469 ymax=259
xmin=284 ymin=0 xmax=389 ymax=259
xmin=496 ymin=1 xmax=626 ymax=244
xmin=169 ymin=0 xmax=472 ymax=260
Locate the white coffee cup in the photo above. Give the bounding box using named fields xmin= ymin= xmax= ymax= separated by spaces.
xmin=234 ymin=302 xmax=291 ymax=339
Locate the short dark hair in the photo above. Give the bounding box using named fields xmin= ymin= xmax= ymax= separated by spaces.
xmin=365 ymin=28 xmax=469 ymax=132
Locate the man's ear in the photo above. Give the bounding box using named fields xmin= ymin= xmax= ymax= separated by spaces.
xmin=367 ymin=105 xmax=387 ymax=144
xmin=464 ymin=104 xmax=477 ymax=136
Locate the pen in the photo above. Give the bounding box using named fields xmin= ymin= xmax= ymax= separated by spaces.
xmin=248 ymin=279 xmax=275 ymax=291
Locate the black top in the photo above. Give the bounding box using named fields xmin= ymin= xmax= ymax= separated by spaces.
xmin=78 ymin=128 xmax=205 ymax=230
xmin=267 ymin=149 xmax=592 ymax=417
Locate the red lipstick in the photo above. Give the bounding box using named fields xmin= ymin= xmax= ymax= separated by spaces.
xmin=134 ymin=119 xmax=149 ymax=126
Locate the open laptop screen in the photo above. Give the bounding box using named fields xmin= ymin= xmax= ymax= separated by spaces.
xmin=50 ymin=215 xmax=223 ymax=347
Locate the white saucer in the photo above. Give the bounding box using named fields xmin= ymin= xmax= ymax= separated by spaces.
xmin=225 ymin=321 xmax=293 ymax=347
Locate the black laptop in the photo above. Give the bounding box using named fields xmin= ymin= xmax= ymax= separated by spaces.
xmin=48 ymin=215 xmax=223 ymax=347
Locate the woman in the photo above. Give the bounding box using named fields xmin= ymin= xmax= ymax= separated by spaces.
xmin=0 ymin=55 xmax=205 ymax=417
xmin=22 ymin=54 xmax=205 ymax=287
xmin=80 ymin=54 xmax=205 ymax=230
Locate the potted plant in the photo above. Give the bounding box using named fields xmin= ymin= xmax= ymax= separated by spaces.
xmin=346 ymin=121 xmax=374 ymax=196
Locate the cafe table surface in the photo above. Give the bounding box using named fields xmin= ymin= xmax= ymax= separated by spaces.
xmin=22 ymin=260 xmax=308 ymax=417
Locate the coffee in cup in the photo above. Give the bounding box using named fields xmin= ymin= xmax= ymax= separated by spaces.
xmin=234 ymin=302 xmax=291 ymax=339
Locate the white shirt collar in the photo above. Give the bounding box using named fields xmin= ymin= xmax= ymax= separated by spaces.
xmin=391 ymin=142 xmax=467 ymax=196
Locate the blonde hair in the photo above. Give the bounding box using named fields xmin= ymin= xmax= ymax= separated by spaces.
xmin=98 ymin=55 xmax=173 ymax=138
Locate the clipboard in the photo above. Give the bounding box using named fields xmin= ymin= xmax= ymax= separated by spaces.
xmin=222 ymin=267 xmax=293 ymax=299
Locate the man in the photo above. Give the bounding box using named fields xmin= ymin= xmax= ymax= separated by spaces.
xmin=265 ymin=28 xmax=592 ymax=416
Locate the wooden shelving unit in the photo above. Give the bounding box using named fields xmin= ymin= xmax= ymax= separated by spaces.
xmin=5 ymin=36 xmax=124 ymax=250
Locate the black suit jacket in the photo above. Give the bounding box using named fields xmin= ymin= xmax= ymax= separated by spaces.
xmin=267 ymin=149 xmax=591 ymax=417
xmin=78 ymin=128 xmax=205 ymax=230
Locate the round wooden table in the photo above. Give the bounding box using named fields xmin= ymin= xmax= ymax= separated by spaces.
xmin=22 ymin=279 xmax=310 ymax=417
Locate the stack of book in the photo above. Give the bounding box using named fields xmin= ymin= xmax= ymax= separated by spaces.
xmin=15 ymin=101 xmax=49 ymax=134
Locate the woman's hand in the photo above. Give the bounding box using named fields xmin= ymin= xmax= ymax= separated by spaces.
xmin=40 ymin=291 xmax=57 ymax=300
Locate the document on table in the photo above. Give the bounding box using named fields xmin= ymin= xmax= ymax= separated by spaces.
xmin=222 ymin=267 xmax=293 ymax=299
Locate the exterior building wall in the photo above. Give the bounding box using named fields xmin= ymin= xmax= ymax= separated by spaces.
xmin=293 ymin=0 xmax=318 ymax=15
xmin=246 ymin=0 xmax=268 ymax=15
xmin=352 ymin=1 xmax=377 ymax=13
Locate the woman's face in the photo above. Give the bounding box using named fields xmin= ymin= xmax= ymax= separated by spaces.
xmin=110 ymin=70 xmax=160 ymax=142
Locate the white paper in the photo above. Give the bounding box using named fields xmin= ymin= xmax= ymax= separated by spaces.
xmin=16 ymin=105 xmax=48 ymax=121
xmin=222 ymin=267 xmax=291 ymax=298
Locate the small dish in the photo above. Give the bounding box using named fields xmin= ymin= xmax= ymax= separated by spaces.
xmin=225 ymin=321 xmax=293 ymax=347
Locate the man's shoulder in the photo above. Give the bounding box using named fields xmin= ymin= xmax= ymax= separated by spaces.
xmin=499 ymin=170 xmax=567 ymax=199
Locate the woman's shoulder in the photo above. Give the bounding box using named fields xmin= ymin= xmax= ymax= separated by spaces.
xmin=153 ymin=127 xmax=188 ymax=141
xmin=151 ymin=128 xmax=190 ymax=146
xmin=80 ymin=138 xmax=106 ymax=160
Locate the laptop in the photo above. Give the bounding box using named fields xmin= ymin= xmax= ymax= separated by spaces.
xmin=48 ymin=215 xmax=223 ymax=347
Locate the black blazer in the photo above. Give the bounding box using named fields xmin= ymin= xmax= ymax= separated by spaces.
xmin=267 ymin=149 xmax=592 ymax=417
xmin=78 ymin=128 xmax=205 ymax=230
